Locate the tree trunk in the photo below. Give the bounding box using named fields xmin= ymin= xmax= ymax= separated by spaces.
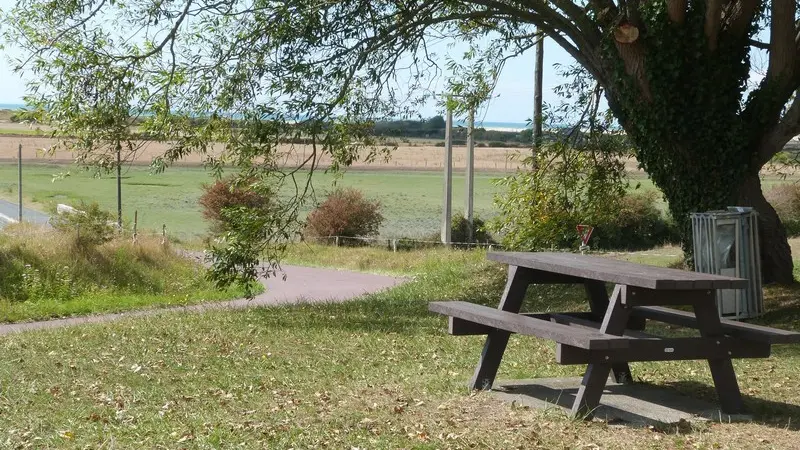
xmin=737 ymin=174 xmax=794 ymax=284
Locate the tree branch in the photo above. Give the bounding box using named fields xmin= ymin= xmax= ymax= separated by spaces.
xmin=767 ymin=0 xmax=797 ymax=81
xmin=759 ymin=91 xmax=800 ymax=165
xmin=724 ymin=0 xmax=760 ymax=38
xmin=749 ymin=39 xmax=770 ymax=50
xmin=705 ymin=0 xmax=723 ymax=51
xmin=667 ymin=0 xmax=687 ymax=24
xmin=113 ymin=0 xmax=193 ymax=62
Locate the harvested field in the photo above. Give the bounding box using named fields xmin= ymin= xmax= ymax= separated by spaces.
xmin=0 ymin=134 xmax=647 ymax=173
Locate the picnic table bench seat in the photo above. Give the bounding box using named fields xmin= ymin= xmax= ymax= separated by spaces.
xmin=430 ymin=300 xmax=774 ymax=364
xmin=429 ymin=251 xmax=800 ymax=419
xmin=631 ymin=306 xmax=800 ymax=344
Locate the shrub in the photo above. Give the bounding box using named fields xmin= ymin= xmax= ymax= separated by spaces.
xmin=50 ymin=201 xmax=116 ymax=247
xmin=591 ymin=191 xmax=680 ymax=251
xmin=765 ymin=184 xmax=800 ymax=237
xmin=304 ymin=188 xmax=383 ymax=242
xmin=490 ymin=139 xmax=629 ymax=251
xmin=199 ymin=177 xmax=272 ymax=233
xmin=450 ymin=213 xmax=495 ymax=245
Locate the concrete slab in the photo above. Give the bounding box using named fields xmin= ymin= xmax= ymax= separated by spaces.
xmin=491 ymin=378 xmax=752 ymax=426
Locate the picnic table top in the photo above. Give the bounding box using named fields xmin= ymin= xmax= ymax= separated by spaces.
xmin=488 ymin=251 xmax=748 ymax=291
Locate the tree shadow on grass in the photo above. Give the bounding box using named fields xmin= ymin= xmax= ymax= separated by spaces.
xmin=660 ymin=379 xmax=800 ymax=430
xmin=753 ymin=283 xmax=800 ymax=331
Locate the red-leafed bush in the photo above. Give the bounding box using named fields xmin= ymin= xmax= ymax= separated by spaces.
xmin=199 ymin=177 xmax=272 ymax=232
xmin=304 ymin=188 xmax=383 ymax=242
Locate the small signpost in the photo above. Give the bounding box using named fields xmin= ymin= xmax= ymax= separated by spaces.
xmin=577 ymin=224 xmax=593 ymax=253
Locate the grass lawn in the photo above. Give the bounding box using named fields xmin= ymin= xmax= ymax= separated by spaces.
xmin=1 ymin=245 xmax=800 ymax=448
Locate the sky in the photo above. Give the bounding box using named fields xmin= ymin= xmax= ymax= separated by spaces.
xmin=0 ymin=10 xmax=576 ymax=125
xmin=0 ymin=4 xmax=766 ymax=125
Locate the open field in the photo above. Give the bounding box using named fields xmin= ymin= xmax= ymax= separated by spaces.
xmin=1 ymin=133 xmax=798 ymax=240
xmin=0 ymin=164 xmax=504 ymax=239
xmin=2 ymin=245 xmax=800 ymax=448
xmin=0 ymin=134 xmax=538 ymax=171
xmin=1 ymin=160 xmax=797 ymax=240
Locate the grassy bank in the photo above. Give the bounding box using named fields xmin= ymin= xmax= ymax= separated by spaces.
xmin=1 ymin=246 xmax=800 ymax=447
xmin=0 ymin=224 xmax=252 ymax=322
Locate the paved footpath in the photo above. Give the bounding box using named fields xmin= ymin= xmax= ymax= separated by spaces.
xmin=0 ymin=265 xmax=406 ymax=336
xmin=0 ymin=199 xmax=50 ymax=227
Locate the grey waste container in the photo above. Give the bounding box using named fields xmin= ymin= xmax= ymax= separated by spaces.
xmin=690 ymin=207 xmax=763 ymax=319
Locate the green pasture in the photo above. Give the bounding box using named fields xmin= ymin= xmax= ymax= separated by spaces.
xmin=0 ymin=162 xmax=794 ymax=240
xmin=0 ymin=163 xmax=503 ymax=239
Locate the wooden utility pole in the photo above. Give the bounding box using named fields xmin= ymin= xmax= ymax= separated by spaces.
xmin=465 ymin=107 xmax=475 ymax=242
xmin=441 ymin=105 xmax=453 ymax=245
xmin=533 ymin=30 xmax=544 ymax=151
xmin=116 ymin=141 xmax=122 ymax=228
xmin=17 ymin=144 xmax=22 ymax=222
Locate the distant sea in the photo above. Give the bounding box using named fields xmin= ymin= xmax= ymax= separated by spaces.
xmin=455 ymin=121 xmax=529 ymax=132
xmin=0 ymin=103 xmax=529 ymax=132
xmin=0 ymin=103 xmax=26 ymax=110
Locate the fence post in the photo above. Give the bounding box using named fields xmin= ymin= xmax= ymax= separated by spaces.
xmin=161 ymin=224 xmax=167 ymax=246
xmin=334 ymin=236 xmax=339 ymax=247
xmin=133 ymin=210 xmax=138 ymax=244
xmin=392 ymin=239 xmax=397 ymax=252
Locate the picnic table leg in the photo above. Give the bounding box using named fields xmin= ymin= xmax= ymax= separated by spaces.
xmin=692 ymin=296 xmax=746 ymax=414
xmin=572 ymin=286 xmax=632 ymax=417
xmin=584 ymin=281 xmax=634 ymax=384
xmin=469 ymin=265 xmax=532 ymax=390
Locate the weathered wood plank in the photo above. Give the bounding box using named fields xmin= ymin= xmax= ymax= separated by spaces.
xmin=572 ymin=363 xmax=611 ymax=417
xmin=454 ymin=311 xmax=650 ymax=338
xmin=549 ymin=313 xmax=655 ymax=340
xmin=621 ymin=286 xmax=715 ymax=307
xmin=470 ymin=266 xmax=532 ymax=390
xmin=429 ymin=301 xmax=631 ymax=350
xmin=556 ymin=338 xmax=771 ymax=364
xmin=631 ymin=306 xmax=800 ymax=344
xmin=449 ymin=317 xmax=492 ymax=335
xmin=526 ymin=269 xmax=587 ymax=284
xmin=487 ymin=252 xmax=747 ymax=290
xmin=692 ymin=299 xmax=745 ymax=414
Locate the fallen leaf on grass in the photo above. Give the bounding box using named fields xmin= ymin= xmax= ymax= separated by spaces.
xmin=58 ymin=430 xmax=74 ymax=440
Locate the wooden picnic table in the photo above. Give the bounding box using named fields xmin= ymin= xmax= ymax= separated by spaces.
xmin=429 ymin=251 xmax=800 ymax=418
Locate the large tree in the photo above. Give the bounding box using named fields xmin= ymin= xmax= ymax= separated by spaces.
xmin=5 ymin=0 xmax=799 ymax=286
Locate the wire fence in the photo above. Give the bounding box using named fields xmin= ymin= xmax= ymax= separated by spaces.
xmin=302 ymin=234 xmax=685 ymax=258
xmin=305 ymin=235 xmax=500 ymax=251
xmin=1 ymin=214 xmax=684 ymax=259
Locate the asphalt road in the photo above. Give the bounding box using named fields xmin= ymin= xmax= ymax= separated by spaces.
xmin=0 ymin=199 xmax=50 ymax=227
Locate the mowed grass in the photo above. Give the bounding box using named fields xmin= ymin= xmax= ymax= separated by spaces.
xmin=1 ymin=245 xmax=800 ymax=448
xmin=0 ymin=163 xmax=502 ymax=239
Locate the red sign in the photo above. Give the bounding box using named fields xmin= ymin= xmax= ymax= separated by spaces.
xmin=576 ymin=224 xmax=594 ymax=246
